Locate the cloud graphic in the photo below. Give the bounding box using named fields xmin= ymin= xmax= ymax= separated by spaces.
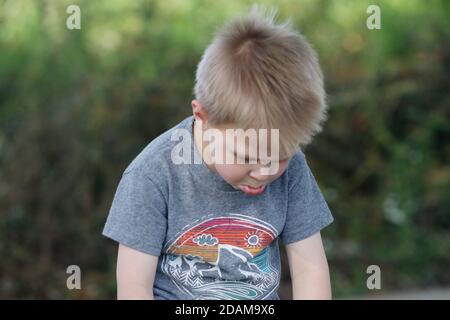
xmin=193 ymin=234 xmax=219 ymax=246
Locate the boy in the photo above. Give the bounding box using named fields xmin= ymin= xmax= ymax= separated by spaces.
xmin=102 ymin=6 xmax=333 ymax=300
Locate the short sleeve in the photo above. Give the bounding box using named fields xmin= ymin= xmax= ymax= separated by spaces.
xmin=280 ymin=152 xmax=334 ymax=245
xmin=102 ymin=168 xmax=168 ymax=256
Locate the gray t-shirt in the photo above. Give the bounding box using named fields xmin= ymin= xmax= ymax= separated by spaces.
xmin=102 ymin=115 xmax=333 ymax=300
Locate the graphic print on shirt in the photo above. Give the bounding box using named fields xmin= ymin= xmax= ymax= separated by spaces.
xmin=161 ymin=213 xmax=280 ymax=300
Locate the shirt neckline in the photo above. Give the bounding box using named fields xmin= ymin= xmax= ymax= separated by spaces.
xmin=179 ymin=115 xmax=241 ymax=193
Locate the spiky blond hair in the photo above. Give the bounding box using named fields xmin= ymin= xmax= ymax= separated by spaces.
xmin=194 ymin=5 xmax=327 ymax=158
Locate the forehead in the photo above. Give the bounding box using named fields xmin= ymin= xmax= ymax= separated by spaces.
xmin=218 ymin=127 xmax=290 ymax=161
xmin=211 ymin=121 xmax=296 ymax=158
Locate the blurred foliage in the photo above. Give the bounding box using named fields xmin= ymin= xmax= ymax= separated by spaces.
xmin=0 ymin=0 xmax=449 ymax=299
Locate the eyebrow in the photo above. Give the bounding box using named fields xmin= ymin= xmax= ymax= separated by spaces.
xmin=232 ymin=150 xmax=288 ymax=162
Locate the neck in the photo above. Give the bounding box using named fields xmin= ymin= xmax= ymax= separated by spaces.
xmin=192 ymin=119 xmax=216 ymax=172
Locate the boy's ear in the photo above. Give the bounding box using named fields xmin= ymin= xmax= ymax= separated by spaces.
xmin=191 ymin=100 xmax=208 ymax=125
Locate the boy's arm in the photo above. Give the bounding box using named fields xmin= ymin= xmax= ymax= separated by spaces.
xmin=116 ymin=243 xmax=158 ymax=300
xmin=285 ymin=231 xmax=332 ymax=299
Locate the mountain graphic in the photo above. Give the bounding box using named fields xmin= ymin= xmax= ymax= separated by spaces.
xmin=165 ymin=244 xmax=265 ymax=283
xmin=197 ymin=244 xmax=263 ymax=282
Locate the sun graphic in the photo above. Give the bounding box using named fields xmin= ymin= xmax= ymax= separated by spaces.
xmin=244 ymin=230 xmax=264 ymax=248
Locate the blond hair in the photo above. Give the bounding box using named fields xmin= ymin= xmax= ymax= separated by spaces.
xmin=193 ymin=5 xmax=327 ymax=158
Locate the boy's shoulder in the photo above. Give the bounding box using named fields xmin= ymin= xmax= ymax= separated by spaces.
xmin=122 ymin=116 xmax=192 ymax=177
xmin=285 ymin=149 xmax=309 ymax=185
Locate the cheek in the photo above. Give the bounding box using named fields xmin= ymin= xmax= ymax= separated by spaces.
xmin=214 ymin=164 xmax=248 ymax=183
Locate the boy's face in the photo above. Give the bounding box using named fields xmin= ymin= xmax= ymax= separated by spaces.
xmin=192 ymin=101 xmax=291 ymax=196
xmin=213 ymin=153 xmax=290 ymax=196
